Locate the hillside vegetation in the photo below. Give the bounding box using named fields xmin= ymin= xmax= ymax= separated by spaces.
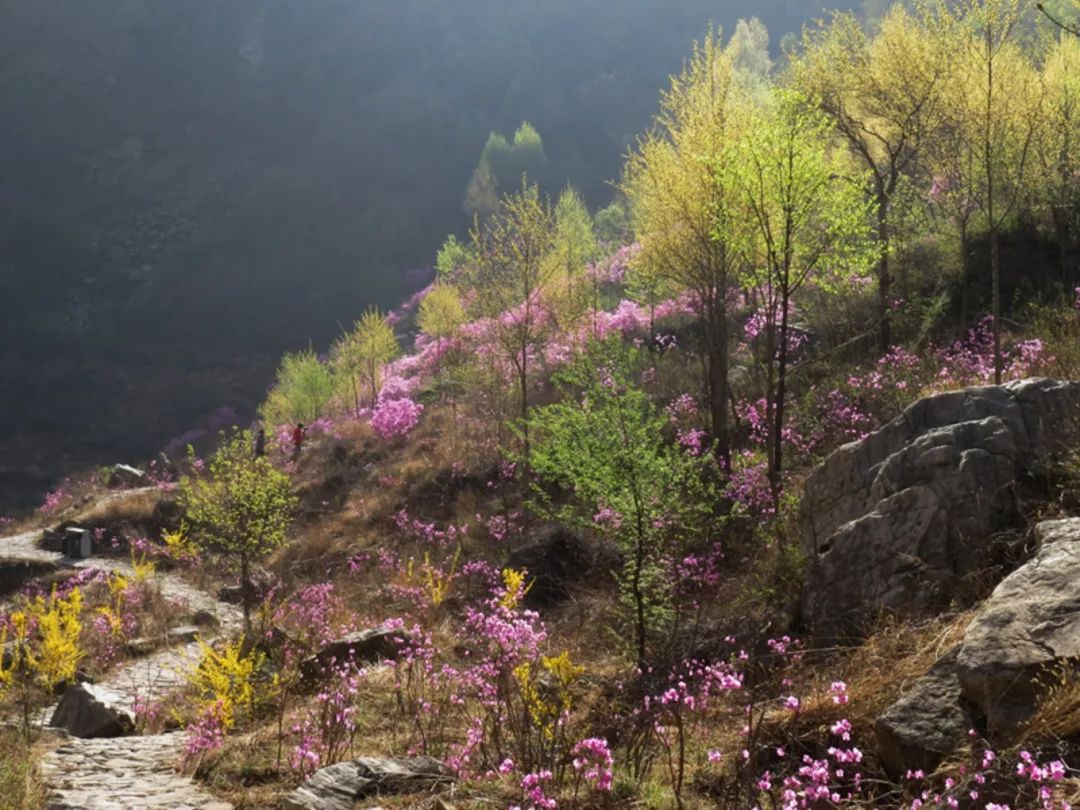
xmin=4 ymin=1 xmax=1080 ymax=808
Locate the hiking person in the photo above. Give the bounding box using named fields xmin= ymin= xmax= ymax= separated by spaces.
xmin=291 ymin=422 xmax=305 ymax=462
xmin=253 ymin=427 xmax=266 ymax=459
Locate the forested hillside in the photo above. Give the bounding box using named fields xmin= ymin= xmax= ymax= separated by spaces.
xmin=0 ymin=0 xmax=859 ymax=512
xmin=3 ymin=1 xmax=1080 ymax=808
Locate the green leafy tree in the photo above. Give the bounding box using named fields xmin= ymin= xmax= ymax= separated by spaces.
xmin=435 ymin=234 xmax=475 ymax=282
xmin=261 ymin=349 xmax=338 ymax=426
xmin=418 ymin=284 xmax=470 ymax=415
xmin=465 ymin=122 xmax=550 ymax=215
xmin=729 ymin=90 xmax=875 ymax=506
xmin=334 ymin=308 xmax=399 ymax=412
xmin=465 ymin=180 xmax=557 ymax=464
xmin=951 ymin=0 xmax=1039 ymax=382
xmin=464 ymin=159 xmax=499 ymax=221
xmin=594 ymin=201 xmax=631 ymax=246
xmin=179 ymin=432 xmax=297 ymax=635
xmin=926 ymin=54 xmax=985 ymax=330
xmin=509 ymin=122 xmax=548 ymax=187
xmin=791 ymin=2 xmax=952 ymax=351
xmin=726 ymin=17 xmax=773 ymax=94
xmin=1035 ymin=33 xmax=1080 ymax=284
xmin=417 ymin=283 xmax=466 ymax=350
xmin=529 ymin=339 xmax=714 ymax=668
xmin=622 ymin=29 xmax=747 ymax=466
xmin=546 ymin=186 xmax=598 ymax=327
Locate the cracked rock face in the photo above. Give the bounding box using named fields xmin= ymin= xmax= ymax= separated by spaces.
xmin=873 ymin=518 xmax=1080 ymax=769
xmin=874 ymin=647 xmax=973 ymax=778
xmin=956 ymin=518 xmax=1080 ymax=737
xmin=800 ymin=379 xmax=1080 ymax=642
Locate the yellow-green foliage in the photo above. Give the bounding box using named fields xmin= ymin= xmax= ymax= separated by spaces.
xmin=0 ymin=624 xmax=13 ymax=693
xmin=93 ymin=572 xmax=130 ymax=646
xmin=0 ymin=729 xmax=42 ymax=810
xmin=162 ymin=527 xmax=201 ymax=563
xmin=8 ymin=587 xmax=84 ymax=692
xmin=131 ymin=551 xmax=156 ymax=583
xmin=190 ymin=638 xmax=265 ymax=731
xmin=499 ymin=567 xmax=532 ymax=611
xmin=333 ymin=308 xmax=400 ymax=412
xmin=514 ymin=650 xmax=584 ymax=739
xmin=261 ymin=349 xmax=339 ymax=426
xmin=417 ymin=284 xmax=466 ymax=345
xmin=423 ymin=547 xmax=461 ymax=607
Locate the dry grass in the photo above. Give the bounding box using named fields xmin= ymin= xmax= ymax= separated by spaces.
xmin=1021 ymin=665 xmax=1080 ymax=745
xmin=740 ymin=611 xmax=973 ymax=779
xmin=0 ymin=728 xmax=45 ymax=810
xmin=72 ymin=486 xmax=165 ymax=529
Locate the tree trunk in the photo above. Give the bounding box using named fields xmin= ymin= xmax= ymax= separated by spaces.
xmin=706 ymin=295 xmax=731 ymax=469
xmin=240 ymin=554 xmax=252 ymax=638
xmin=632 ymin=522 xmax=647 ymax=671
xmin=770 ymin=288 xmax=791 ymax=517
xmin=959 ymin=221 xmax=971 ymax=332
xmin=519 ymin=348 xmax=530 ymax=468
xmin=1055 ymin=212 xmax=1071 ymax=286
xmin=991 ymin=228 xmax=1002 ymax=385
xmin=876 ymin=194 xmax=892 ymax=353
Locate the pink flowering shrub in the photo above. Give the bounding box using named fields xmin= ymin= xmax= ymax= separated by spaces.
xmin=371 ymin=396 xmax=424 ymax=440
xmin=184 ymin=702 xmax=226 ymax=760
xmin=288 ymin=661 xmax=364 ymax=778
xmin=273 ymin=583 xmax=355 ymax=661
xmin=38 ymin=482 xmax=70 ymax=516
xmin=571 ymin=737 xmax=614 ymax=794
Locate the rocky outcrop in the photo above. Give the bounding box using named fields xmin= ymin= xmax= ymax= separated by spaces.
xmin=506 ymin=525 xmax=618 ymax=605
xmin=800 ymin=379 xmax=1080 ymax=641
xmin=873 ymin=518 xmax=1080 ymax=769
xmin=299 ymin=627 xmax=409 ymax=686
xmin=282 ymin=757 xmax=454 ymax=810
xmin=874 ymin=648 xmax=973 ymax=778
xmin=956 ymin=518 xmax=1080 ymax=736
xmin=50 ymin=683 xmax=135 ymax=738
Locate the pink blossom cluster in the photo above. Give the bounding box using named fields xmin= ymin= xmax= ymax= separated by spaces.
xmin=289 ymin=660 xmax=364 ymax=777
xmin=481 ymin=511 xmax=523 ymax=543
xmin=395 ymin=509 xmax=468 ymax=549
xmin=571 ymin=737 xmax=614 ymax=792
xmin=518 ymin=769 xmax=557 ymax=810
xmin=273 ymin=583 xmax=354 ymax=656
xmin=184 ymin=703 xmax=226 ymax=759
xmin=586 ymin=243 xmax=641 ymax=284
xmin=371 ymin=396 xmax=424 ymax=440
xmin=38 ymin=483 xmax=70 ymax=515
xmin=725 ymin=451 xmax=775 ymax=515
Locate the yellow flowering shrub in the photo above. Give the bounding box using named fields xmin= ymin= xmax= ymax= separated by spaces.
xmin=189 ymin=638 xmax=265 ymax=731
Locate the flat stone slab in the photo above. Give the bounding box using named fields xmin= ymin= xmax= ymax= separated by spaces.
xmin=299 ymin=627 xmax=408 ymax=686
xmin=283 ymin=757 xmax=454 ymax=810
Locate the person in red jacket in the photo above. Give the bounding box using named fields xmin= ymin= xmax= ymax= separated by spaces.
xmin=291 ymin=422 xmax=305 ymax=462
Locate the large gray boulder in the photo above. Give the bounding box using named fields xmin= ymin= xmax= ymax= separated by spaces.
xmin=800 ymin=379 xmax=1080 ymax=641
xmin=874 ymin=648 xmax=973 ymax=778
xmin=282 ymin=756 xmax=454 ymax=810
xmin=49 ymin=683 xmax=135 ymax=738
xmin=956 ymin=518 xmax=1080 ymax=737
xmin=298 ymin=626 xmax=409 ymax=687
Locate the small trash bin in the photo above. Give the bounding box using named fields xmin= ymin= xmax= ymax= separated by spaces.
xmin=64 ymin=528 xmax=91 ymax=559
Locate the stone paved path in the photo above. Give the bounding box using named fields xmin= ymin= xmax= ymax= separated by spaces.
xmin=1 ymin=527 xmax=242 ymax=810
